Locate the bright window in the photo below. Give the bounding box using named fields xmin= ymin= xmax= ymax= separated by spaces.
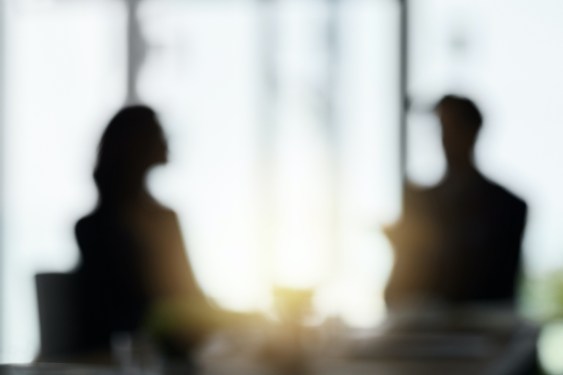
xmin=1 ymin=0 xmax=400 ymax=362
xmin=2 ymin=0 xmax=126 ymax=361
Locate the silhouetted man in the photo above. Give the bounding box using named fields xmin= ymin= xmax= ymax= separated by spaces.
xmin=385 ymin=95 xmax=527 ymax=308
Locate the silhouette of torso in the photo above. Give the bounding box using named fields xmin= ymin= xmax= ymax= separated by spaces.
xmin=385 ymin=170 xmax=527 ymax=306
xmin=75 ymin=197 xmax=201 ymax=351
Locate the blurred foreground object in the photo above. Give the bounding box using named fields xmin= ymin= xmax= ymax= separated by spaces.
xmin=26 ymin=306 xmax=539 ymax=375
xmin=349 ymin=306 xmax=539 ymax=375
xmin=259 ymin=287 xmax=315 ymax=374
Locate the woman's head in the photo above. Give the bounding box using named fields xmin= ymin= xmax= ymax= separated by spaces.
xmin=94 ymin=105 xmax=168 ymax=205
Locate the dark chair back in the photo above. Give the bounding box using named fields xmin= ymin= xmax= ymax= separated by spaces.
xmin=35 ymin=272 xmax=86 ymax=361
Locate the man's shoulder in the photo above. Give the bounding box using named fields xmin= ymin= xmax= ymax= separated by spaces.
xmin=482 ymin=176 xmax=527 ymax=212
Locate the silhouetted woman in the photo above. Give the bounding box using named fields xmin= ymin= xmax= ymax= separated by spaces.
xmin=75 ymin=106 xmax=208 ymax=360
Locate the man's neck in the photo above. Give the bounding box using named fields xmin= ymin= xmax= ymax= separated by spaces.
xmin=444 ymin=163 xmax=480 ymax=184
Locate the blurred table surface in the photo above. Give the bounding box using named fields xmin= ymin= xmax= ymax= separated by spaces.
xmin=0 ymin=308 xmax=540 ymax=375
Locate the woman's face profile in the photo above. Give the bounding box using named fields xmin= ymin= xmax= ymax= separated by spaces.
xmin=133 ymin=117 xmax=169 ymax=169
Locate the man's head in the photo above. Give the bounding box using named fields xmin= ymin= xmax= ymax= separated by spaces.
xmin=435 ymin=95 xmax=483 ymax=168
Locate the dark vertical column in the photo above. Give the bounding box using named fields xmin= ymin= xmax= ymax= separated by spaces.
xmin=0 ymin=0 xmax=5 ymax=360
xmin=259 ymin=0 xmax=278 ymax=288
xmin=125 ymin=0 xmax=146 ymax=104
xmin=326 ymin=0 xmax=341 ymax=152
xmin=398 ymin=0 xmax=409 ymax=191
xmin=326 ymin=0 xmax=341 ymax=281
xmin=326 ymin=0 xmax=341 ymax=134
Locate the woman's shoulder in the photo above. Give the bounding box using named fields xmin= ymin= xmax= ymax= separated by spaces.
xmin=74 ymin=212 xmax=107 ymax=253
xmin=75 ymin=213 xmax=97 ymax=235
xmin=75 ymin=210 xmax=121 ymax=239
xmin=143 ymin=199 xmax=179 ymax=220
